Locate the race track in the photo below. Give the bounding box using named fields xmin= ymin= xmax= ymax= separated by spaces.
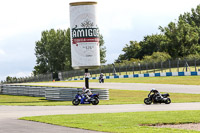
xmin=1 ymin=82 xmax=200 ymax=133
xmin=18 ymin=82 xmax=200 ymax=94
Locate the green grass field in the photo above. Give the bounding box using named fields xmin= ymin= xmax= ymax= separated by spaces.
xmin=1 ymin=89 xmax=200 ymax=105
xmin=20 ymin=110 xmax=200 ymax=133
xmin=65 ymin=76 xmax=200 ymax=85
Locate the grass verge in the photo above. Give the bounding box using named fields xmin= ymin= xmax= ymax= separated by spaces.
xmin=20 ymin=110 xmax=200 ymax=133
xmin=65 ymin=76 xmax=200 ymax=85
xmin=1 ymin=89 xmax=200 ymax=105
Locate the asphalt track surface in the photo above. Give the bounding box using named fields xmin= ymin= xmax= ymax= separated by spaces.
xmin=2 ymin=82 xmax=200 ymax=133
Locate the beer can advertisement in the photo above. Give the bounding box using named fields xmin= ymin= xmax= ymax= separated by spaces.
xmin=69 ymin=2 xmax=100 ymax=69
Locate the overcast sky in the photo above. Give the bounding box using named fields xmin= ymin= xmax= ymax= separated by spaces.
xmin=0 ymin=0 xmax=199 ymax=81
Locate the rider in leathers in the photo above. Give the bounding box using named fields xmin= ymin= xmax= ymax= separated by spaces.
xmin=99 ymin=73 xmax=104 ymax=83
xmin=81 ymin=87 xmax=92 ymax=103
xmin=148 ymin=88 xmax=163 ymax=102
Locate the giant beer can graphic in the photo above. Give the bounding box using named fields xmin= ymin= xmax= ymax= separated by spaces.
xmin=69 ymin=1 xmax=100 ymax=69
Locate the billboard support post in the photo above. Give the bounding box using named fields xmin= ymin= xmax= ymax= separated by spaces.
xmin=85 ymin=69 xmax=89 ymax=88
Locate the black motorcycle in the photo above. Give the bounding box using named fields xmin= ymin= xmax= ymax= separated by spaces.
xmin=99 ymin=76 xmax=104 ymax=83
xmin=144 ymin=89 xmax=171 ymax=105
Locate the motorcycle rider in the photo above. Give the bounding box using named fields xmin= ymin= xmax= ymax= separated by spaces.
xmin=149 ymin=88 xmax=163 ymax=101
xmin=99 ymin=73 xmax=104 ymax=83
xmin=100 ymin=73 xmax=104 ymax=78
xmin=82 ymin=87 xmax=92 ymax=102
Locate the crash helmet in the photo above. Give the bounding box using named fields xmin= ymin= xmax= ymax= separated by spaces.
xmin=151 ymin=88 xmax=158 ymax=93
xmin=82 ymin=87 xmax=86 ymax=91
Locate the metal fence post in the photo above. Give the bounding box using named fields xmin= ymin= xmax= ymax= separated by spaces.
xmin=103 ymin=65 xmax=106 ymax=76
xmin=73 ymin=71 xmax=76 ymax=79
xmin=146 ymin=63 xmax=148 ymax=73
xmin=77 ymin=71 xmax=80 ymax=78
xmin=185 ymin=58 xmax=188 ymax=72
xmin=139 ymin=63 xmax=141 ymax=74
xmin=100 ymin=65 xmax=101 ymax=74
xmin=112 ymin=63 xmax=116 ymax=76
xmin=195 ymin=58 xmax=197 ymax=72
xmin=169 ymin=60 xmax=171 ymax=72
xmin=119 ymin=63 xmax=121 ymax=75
xmin=125 ymin=63 xmax=127 ymax=75
xmin=109 ymin=65 xmax=111 ymax=76
xmin=177 ymin=58 xmax=180 ymax=72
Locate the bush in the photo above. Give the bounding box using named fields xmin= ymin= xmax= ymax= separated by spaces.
xmin=185 ymin=54 xmax=200 ymax=60
xmin=142 ymin=52 xmax=171 ymax=63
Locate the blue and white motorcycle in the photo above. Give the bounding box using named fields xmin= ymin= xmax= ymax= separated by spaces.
xmin=72 ymin=92 xmax=99 ymax=106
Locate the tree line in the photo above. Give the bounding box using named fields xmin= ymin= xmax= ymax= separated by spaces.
xmin=116 ymin=5 xmax=200 ymax=64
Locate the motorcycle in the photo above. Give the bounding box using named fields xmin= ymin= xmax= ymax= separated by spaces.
xmin=99 ymin=76 xmax=104 ymax=83
xmin=144 ymin=89 xmax=171 ymax=105
xmin=72 ymin=92 xmax=99 ymax=106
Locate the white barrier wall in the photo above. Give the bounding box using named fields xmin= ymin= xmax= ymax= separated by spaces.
xmin=1 ymin=85 xmax=109 ymax=101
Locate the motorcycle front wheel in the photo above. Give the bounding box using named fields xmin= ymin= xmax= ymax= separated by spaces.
xmin=144 ymin=98 xmax=152 ymax=105
xmin=72 ymin=99 xmax=80 ymax=106
xmin=91 ymin=98 xmax=99 ymax=105
xmin=165 ymin=98 xmax=171 ymax=104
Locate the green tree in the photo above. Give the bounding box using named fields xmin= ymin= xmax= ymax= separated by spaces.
xmin=115 ymin=41 xmax=141 ymax=63
xmin=180 ymin=5 xmax=200 ymax=28
xmin=185 ymin=53 xmax=200 ymax=60
xmin=139 ymin=34 xmax=166 ymax=57
xmin=99 ymin=34 xmax=107 ymax=63
xmin=115 ymin=34 xmax=166 ymax=63
xmin=33 ymin=28 xmax=71 ymax=75
xmin=159 ymin=20 xmax=200 ymax=58
xmin=6 ymin=76 xmax=12 ymax=82
xmin=116 ymin=4 xmax=200 ymax=63
xmin=143 ymin=52 xmax=171 ymax=63
xmin=159 ymin=4 xmax=200 ymax=58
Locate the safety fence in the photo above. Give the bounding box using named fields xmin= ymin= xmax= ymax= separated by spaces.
xmin=72 ymin=71 xmax=200 ymax=81
xmin=61 ymin=59 xmax=200 ymax=79
xmin=60 ymin=59 xmax=200 ymax=81
xmin=0 ymin=85 xmax=109 ymax=101
xmin=2 ymin=58 xmax=200 ymax=83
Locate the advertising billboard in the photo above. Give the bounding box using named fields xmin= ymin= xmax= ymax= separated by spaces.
xmin=69 ymin=1 xmax=100 ymax=69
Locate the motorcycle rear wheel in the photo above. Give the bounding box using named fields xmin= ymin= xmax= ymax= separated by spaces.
xmin=165 ymin=98 xmax=171 ymax=104
xmin=144 ymin=98 xmax=152 ymax=105
xmin=72 ymin=99 xmax=80 ymax=106
xmin=91 ymin=98 xmax=99 ymax=105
